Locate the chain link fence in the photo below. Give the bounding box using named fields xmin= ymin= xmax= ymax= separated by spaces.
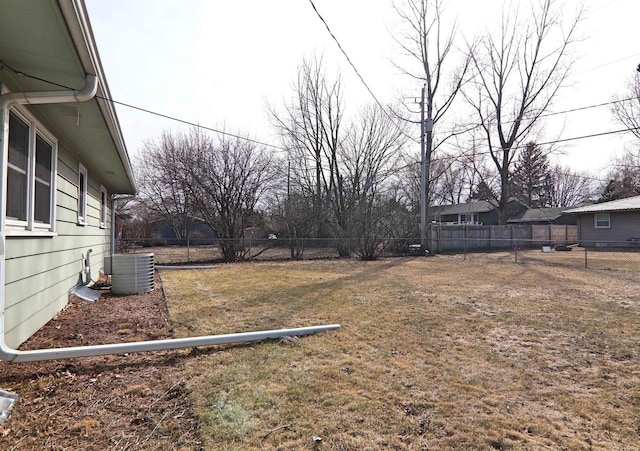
xmin=119 ymin=236 xmax=639 ymax=271
xmin=436 ymin=238 xmax=640 ymax=271
xmin=117 ymin=236 xmax=423 ymax=264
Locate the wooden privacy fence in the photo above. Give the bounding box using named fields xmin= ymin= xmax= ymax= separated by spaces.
xmin=428 ymin=224 xmax=578 ymax=254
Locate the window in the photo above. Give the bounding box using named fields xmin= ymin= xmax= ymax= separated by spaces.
xmin=100 ymin=185 xmax=108 ymax=228
xmin=6 ymin=110 xmax=56 ymax=232
xmin=594 ymin=213 xmax=610 ymax=229
xmin=77 ymin=164 xmax=88 ymax=225
xmin=35 ymin=135 xmax=54 ymax=223
xmin=458 ymin=213 xmax=479 ymax=225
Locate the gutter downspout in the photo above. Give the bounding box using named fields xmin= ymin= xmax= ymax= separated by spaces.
xmin=2 ymin=325 xmax=341 ymax=363
xmin=0 ymin=76 xmax=340 ymax=363
xmin=110 ymin=195 xmax=116 ymax=256
xmin=82 ymin=249 xmax=93 ymax=285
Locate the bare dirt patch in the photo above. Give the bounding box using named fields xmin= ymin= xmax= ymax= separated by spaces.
xmin=0 ymin=274 xmax=202 ymax=450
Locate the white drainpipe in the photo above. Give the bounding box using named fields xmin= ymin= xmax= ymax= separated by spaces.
xmin=110 ymin=195 xmax=116 ymax=256
xmin=0 ymin=75 xmax=340 ymax=363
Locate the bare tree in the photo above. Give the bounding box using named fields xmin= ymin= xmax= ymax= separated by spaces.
xmin=269 ymin=55 xmax=366 ymax=255
xmin=612 ymin=69 xmax=640 ymax=141
xmin=598 ymin=149 xmax=640 ymax=202
xmin=137 ymin=127 xmax=278 ymax=262
xmin=465 ymin=0 xmax=582 ymax=223
xmin=342 ymin=104 xmax=408 ymax=259
xmin=113 ymin=196 xmax=150 ymax=252
xmin=179 ymin=129 xmax=279 ymax=262
xmin=135 ymin=131 xmax=196 ymax=244
xmin=549 ymin=165 xmax=595 ymax=207
xmin=392 ymin=0 xmax=468 ymax=122
xmin=269 ymin=55 xmax=344 ymax=243
xmin=430 ymin=147 xmax=490 ymax=205
xmin=392 ymin=0 xmax=471 ymax=245
xmin=264 ymin=185 xmax=316 ymax=259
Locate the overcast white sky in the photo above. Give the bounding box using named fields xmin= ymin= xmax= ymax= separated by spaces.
xmin=85 ymin=0 xmax=639 ymax=180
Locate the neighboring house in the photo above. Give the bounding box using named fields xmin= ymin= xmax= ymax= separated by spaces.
xmin=0 ymin=1 xmax=136 ymax=347
xmin=430 ymin=199 xmax=527 ymax=225
xmin=564 ymin=196 xmax=640 ymax=247
xmin=149 ymin=217 xmax=217 ymax=246
xmin=507 ymin=207 xmax=577 ymax=225
xmin=430 ymin=201 xmax=494 ymax=225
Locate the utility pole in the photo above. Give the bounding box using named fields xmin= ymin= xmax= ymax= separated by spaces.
xmin=420 ymin=84 xmax=433 ymax=251
xmin=420 ymin=85 xmax=426 ymax=249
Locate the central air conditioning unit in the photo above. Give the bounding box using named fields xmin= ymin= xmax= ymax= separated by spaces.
xmin=110 ymin=253 xmax=155 ymax=295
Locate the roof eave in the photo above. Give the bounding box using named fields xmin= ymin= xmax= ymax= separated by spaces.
xmin=57 ymin=0 xmax=137 ymax=195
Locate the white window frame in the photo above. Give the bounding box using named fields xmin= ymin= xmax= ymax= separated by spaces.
xmin=594 ymin=213 xmax=610 ymax=229
xmin=99 ymin=185 xmax=108 ymax=229
xmin=77 ymin=163 xmax=88 ymax=225
xmin=5 ymin=107 xmax=58 ymax=235
xmin=457 ymin=213 xmax=479 ymax=225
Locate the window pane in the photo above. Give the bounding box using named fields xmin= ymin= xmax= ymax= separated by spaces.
xmin=100 ymin=189 xmax=107 ymax=224
xmin=34 ymin=181 xmax=50 ymax=223
xmin=36 ymin=136 xmax=52 ymax=182
xmin=7 ymin=114 xmax=29 ymax=221
xmin=78 ymin=170 xmax=86 ymax=220
xmin=7 ymin=169 xmax=27 ymax=221
xmin=595 ymin=214 xmax=610 ymax=228
xmin=34 ymin=136 xmax=53 ymax=224
xmin=8 ymin=113 xmax=28 ymax=171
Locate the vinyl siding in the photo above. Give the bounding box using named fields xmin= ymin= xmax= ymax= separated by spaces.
xmin=577 ymin=211 xmax=640 ymax=244
xmin=4 ymin=142 xmax=112 ymax=348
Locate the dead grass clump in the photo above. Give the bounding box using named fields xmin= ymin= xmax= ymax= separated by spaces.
xmin=70 ymin=418 xmax=100 ymax=436
xmin=124 ymin=384 xmax=154 ymax=397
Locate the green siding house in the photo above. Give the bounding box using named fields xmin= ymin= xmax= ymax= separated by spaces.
xmin=0 ymin=0 xmax=136 ymax=348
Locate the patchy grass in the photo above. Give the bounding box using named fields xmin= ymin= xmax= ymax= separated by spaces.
xmin=160 ymin=253 xmax=640 ymax=450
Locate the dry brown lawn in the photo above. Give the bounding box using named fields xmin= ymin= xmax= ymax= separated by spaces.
xmin=160 ymin=253 xmax=640 ymax=450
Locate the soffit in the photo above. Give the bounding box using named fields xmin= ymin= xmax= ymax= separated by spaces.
xmin=0 ymin=0 xmax=135 ymax=194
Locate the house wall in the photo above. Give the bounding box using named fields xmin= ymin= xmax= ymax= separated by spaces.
xmin=576 ymin=211 xmax=640 ymax=246
xmin=4 ymin=142 xmax=111 ymax=348
xmin=434 ymin=210 xmax=498 ymax=225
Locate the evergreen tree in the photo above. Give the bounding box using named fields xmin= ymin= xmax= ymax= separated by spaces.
xmin=511 ymin=142 xmax=553 ymax=208
xmin=469 ymin=180 xmax=496 ymax=203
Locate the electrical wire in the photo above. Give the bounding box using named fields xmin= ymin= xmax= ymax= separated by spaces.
xmin=4 ymin=60 xmax=632 ymax=195
xmin=303 ymin=4 xmax=640 ymax=142
xmin=307 ymin=0 xmax=388 ymax=114
xmin=307 ymin=0 xmax=409 ymax=136
xmin=0 ymin=61 xmax=286 ymax=151
xmin=1 ymin=60 xmax=638 ymax=167
xmin=100 ymin=97 xmax=286 ymax=151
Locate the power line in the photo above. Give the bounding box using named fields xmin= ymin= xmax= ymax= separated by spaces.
xmin=2 ymin=61 xmax=638 ymax=158
xmin=0 ymin=61 xmax=286 ymax=151
xmin=307 ymin=0 xmax=388 ymax=114
xmin=391 ymin=126 xmax=639 ymax=181
xmin=101 ymin=97 xmax=286 ymax=151
xmin=306 ymin=0 xmax=411 ymax=139
xmin=425 ymin=96 xmax=637 ymax=138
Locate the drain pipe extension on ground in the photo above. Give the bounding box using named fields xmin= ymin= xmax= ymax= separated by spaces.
xmin=0 ymin=76 xmax=340 ymax=363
